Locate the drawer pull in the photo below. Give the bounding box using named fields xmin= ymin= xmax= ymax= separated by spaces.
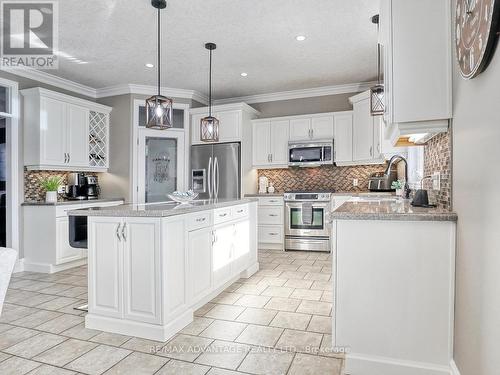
xmin=269 ymin=232 xmax=279 ymax=236
xmin=196 ymin=217 xmax=206 ymax=222
xmin=269 ymin=214 xmax=278 ymax=217
xmin=237 ymin=209 xmax=244 ymax=213
xmin=219 ymin=213 xmax=228 ymax=217
xmin=269 ymin=200 xmax=278 ymax=203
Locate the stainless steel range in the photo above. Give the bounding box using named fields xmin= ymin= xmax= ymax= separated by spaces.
xmin=284 ymin=191 xmax=333 ymax=252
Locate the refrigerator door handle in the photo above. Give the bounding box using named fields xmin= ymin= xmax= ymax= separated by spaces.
xmin=214 ymin=157 xmax=219 ymax=199
xmin=207 ymin=156 xmax=213 ymax=199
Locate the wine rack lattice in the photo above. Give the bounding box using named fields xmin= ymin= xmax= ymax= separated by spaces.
xmin=89 ymin=111 xmax=108 ymax=168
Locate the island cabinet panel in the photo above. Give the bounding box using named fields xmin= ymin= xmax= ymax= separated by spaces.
xmin=123 ymin=218 xmax=161 ymax=325
xmin=212 ymin=224 xmax=235 ymax=286
xmin=88 ymin=218 xmax=123 ymax=319
xmin=232 ymin=220 xmax=250 ymax=275
xmin=187 ymin=226 xmax=213 ymax=304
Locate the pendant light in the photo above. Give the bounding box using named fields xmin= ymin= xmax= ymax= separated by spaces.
xmin=145 ymin=0 xmax=173 ymax=129
xmin=370 ymin=14 xmax=385 ymax=116
xmin=200 ymin=43 xmax=219 ymax=142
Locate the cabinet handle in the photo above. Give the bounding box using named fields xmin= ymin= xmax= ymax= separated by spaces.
xmin=219 ymin=213 xmax=228 ymax=217
xmin=237 ymin=209 xmax=244 ymax=213
xmin=121 ymin=223 xmax=127 ymax=241
xmin=270 ymin=154 xmax=273 ymax=163
xmin=211 ymin=230 xmax=216 ymax=245
xmin=377 ymin=143 xmax=380 ymax=153
xmin=116 ymin=223 xmax=121 ymax=241
xmin=196 ymin=217 xmax=206 ymax=222
xmin=369 ymin=146 xmax=373 ymax=157
xmin=269 ymin=200 xmax=278 ymax=203
xmin=68 ymin=153 xmax=70 ymax=163
xmin=269 ymin=232 xmax=279 ymax=236
xmin=269 ymin=214 xmax=278 ymax=217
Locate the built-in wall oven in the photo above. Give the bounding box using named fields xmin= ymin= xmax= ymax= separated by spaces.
xmin=284 ymin=191 xmax=333 ymax=252
xmin=288 ymin=141 xmax=334 ymax=167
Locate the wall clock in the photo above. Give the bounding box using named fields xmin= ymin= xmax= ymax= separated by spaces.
xmin=456 ymin=0 xmax=500 ymax=79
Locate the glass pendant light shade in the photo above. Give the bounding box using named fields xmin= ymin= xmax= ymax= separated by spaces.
xmin=146 ymin=94 xmax=173 ymax=129
xmin=370 ymin=84 xmax=385 ymax=115
xmin=200 ymin=116 xmax=219 ymax=142
xmin=200 ymin=42 xmax=219 ymax=142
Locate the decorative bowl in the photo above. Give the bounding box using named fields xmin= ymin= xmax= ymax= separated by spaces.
xmin=167 ymin=190 xmax=199 ymax=204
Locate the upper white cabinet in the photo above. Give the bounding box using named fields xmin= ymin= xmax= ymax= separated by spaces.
xmin=333 ymin=112 xmax=354 ymax=164
xmin=289 ymin=115 xmax=334 ymax=141
xmin=380 ymin=0 xmax=452 ymax=143
xmin=190 ymin=103 xmax=259 ymax=145
xmin=22 ymin=88 xmax=111 ymax=172
xmin=252 ymin=119 xmax=289 ymax=168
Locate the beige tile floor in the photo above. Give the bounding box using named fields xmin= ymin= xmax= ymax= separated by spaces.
xmin=0 ymin=249 xmax=344 ymax=375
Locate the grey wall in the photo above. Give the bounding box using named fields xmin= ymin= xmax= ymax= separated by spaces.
xmin=452 ymin=2 xmax=500 ymax=374
xmin=250 ymin=92 xmax=356 ymax=118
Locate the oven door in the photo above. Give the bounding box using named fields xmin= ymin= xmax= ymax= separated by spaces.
xmin=285 ymin=202 xmax=330 ymax=237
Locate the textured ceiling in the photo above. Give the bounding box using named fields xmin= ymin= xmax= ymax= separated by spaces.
xmin=51 ymin=0 xmax=379 ymax=99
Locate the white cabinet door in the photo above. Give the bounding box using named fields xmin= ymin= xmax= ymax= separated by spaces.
xmin=88 ymin=217 xmax=123 ymax=318
xmin=40 ymin=97 xmax=67 ymax=166
xmin=289 ymin=118 xmax=311 ymax=141
xmin=334 ymin=113 xmax=353 ymax=163
xmin=56 ymin=217 xmax=82 ymax=265
xmin=191 ymin=113 xmax=204 ymax=145
xmin=122 ymin=218 xmax=161 ymax=324
xmin=67 ymin=104 xmax=90 ymax=167
xmin=188 ymin=227 xmax=213 ymax=304
xmin=232 ymin=220 xmax=250 ymax=275
xmin=311 ymin=116 xmax=334 ymax=140
xmin=212 ymin=224 xmax=234 ymax=286
xmin=252 ymin=121 xmax=271 ymax=166
xmin=217 ymin=111 xmax=241 ymax=142
xmin=372 ymin=116 xmax=382 ymax=160
xmin=270 ymin=120 xmax=289 ymax=165
xmin=353 ymin=99 xmax=374 ymax=161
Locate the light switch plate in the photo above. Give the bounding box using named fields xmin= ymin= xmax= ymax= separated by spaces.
xmin=353 ymin=178 xmax=359 ymax=187
xmin=432 ymin=172 xmax=441 ymax=190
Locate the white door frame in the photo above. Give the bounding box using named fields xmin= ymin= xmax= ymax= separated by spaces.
xmin=131 ymin=99 xmax=190 ymax=203
xmin=0 ymin=77 xmax=20 ymax=254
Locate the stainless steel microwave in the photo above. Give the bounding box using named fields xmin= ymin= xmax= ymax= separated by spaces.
xmin=288 ymin=141 xmax=334 ymax=167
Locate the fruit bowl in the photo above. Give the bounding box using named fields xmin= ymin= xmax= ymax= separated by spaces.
xmin=167 ymin=190 xmax=198 ymax=204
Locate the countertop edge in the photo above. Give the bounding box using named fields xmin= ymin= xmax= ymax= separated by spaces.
xmin=68 ymin=198 xmax=258 ymax=218
xmin=21 ymin=198 xmax=125 ymax=206
xmin=331 ymin=212 xmax=458 ymax=222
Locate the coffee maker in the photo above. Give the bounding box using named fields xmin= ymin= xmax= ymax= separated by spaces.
xmin=66 ymin=173 xmax=86 ymax=200
xmin=84 ymin=176 xmax=100 ymax=200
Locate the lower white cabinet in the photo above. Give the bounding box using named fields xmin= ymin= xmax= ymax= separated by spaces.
xmin=212 ymin=224 xmax=235 ymax=287
xmin=23 ymin=200 xmax=124 ymax=273
xmin=88 ymin=217 xmax=161 ymax=324
xmin=255 ymin=196 xmax=284 ymax=250
xmin=187 ymin=227 xmax=213 ymax=304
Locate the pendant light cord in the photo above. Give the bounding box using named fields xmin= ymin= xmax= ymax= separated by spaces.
xmin=209 ymin=49 xmax=212 ymax=117
xmin=157 ymin=7 xmax=161 ymax=96
xmin=377 ymin=22 xmax=381 ymax=85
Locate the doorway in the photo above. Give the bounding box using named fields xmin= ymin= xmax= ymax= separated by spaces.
xmin=0 ymin=78 xmax=20 ymax=251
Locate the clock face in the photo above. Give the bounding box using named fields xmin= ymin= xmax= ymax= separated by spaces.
xmin=456 ymin=0 xmax=500 ymax=79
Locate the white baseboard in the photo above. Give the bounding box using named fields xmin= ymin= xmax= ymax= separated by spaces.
xmin=13 ymin=258 xmax=25 ymax=273
xmin=344 ymin=353 xmax=452 ymax=375
xmin=450 ymin=360 xmax=461 ymax=375
xmin=85 ymin=309 xmax=193 ymax=342
xmin=23 ymin=259 xmax=87 ymax=274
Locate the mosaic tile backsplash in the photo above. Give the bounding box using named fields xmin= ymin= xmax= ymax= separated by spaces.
xmin=24 ymin=170 xmax=98 ymax=202
xmin=257 ymin=164 xmax=388 ymax=193
xmin=423 ymin=128 xmax=452 ymax=209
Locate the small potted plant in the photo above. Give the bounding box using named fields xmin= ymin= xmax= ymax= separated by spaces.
xmin=391 ymin=180 xmax=405 ymax=197
xmin=39 ymin=176 xmax=63 ymax=203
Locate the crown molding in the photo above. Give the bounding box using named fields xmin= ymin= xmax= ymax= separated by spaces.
xmin=213 ymin=81 xmax=378 ymax=105
xmin=95 ymin=84 xmax=209 ymax=104
xmin=1 ymin=66 xmax=97 ymax=98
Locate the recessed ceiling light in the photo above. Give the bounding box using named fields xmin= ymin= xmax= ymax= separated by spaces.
xmin=240 ymin=72 xmax=248 ymax=77
xmin=78 ymin=61 xmax=88 ymax=65
xmin=296 ymin=35 xmax=306 ymax=41
xmin=145 ymin=63 xmax=154 ymax=68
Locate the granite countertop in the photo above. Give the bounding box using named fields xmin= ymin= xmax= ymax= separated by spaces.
xmin=68 ymin=198 xmax=257 ymax=217
xmin=245 ymin=192 xmax=396 ymax=197
xmin=331 ymin=197 xmax=457 ymax=222
xmin=22 ymin=198 xmax=125 ymax=206
xmin=244 ymin=193 xmax=284 ymax=197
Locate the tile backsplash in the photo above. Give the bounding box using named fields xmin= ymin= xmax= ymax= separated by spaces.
xmin=24 ymin=169 xmax=98 ymax=202
xmin=423 ymin=128 xmax=452 ymax=209
xmin=257 ymin=164 xmax=387 ymax=193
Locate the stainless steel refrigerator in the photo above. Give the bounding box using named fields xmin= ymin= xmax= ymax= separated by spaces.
xmin=190 ymin=142 xmax=241 ymax=200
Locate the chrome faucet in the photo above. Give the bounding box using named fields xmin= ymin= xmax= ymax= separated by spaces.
xmin=385 ymin=155 xmax=411 ymax=198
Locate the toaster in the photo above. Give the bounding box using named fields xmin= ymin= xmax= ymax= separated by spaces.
xmin=368 ymin=171 xmax=397 ymax=192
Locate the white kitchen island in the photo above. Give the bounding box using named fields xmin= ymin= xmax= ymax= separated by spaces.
xmin=331 ymin=197 xmax=457 ymax=375
xmin=69 ymin=199 xmax=258 ymax=342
